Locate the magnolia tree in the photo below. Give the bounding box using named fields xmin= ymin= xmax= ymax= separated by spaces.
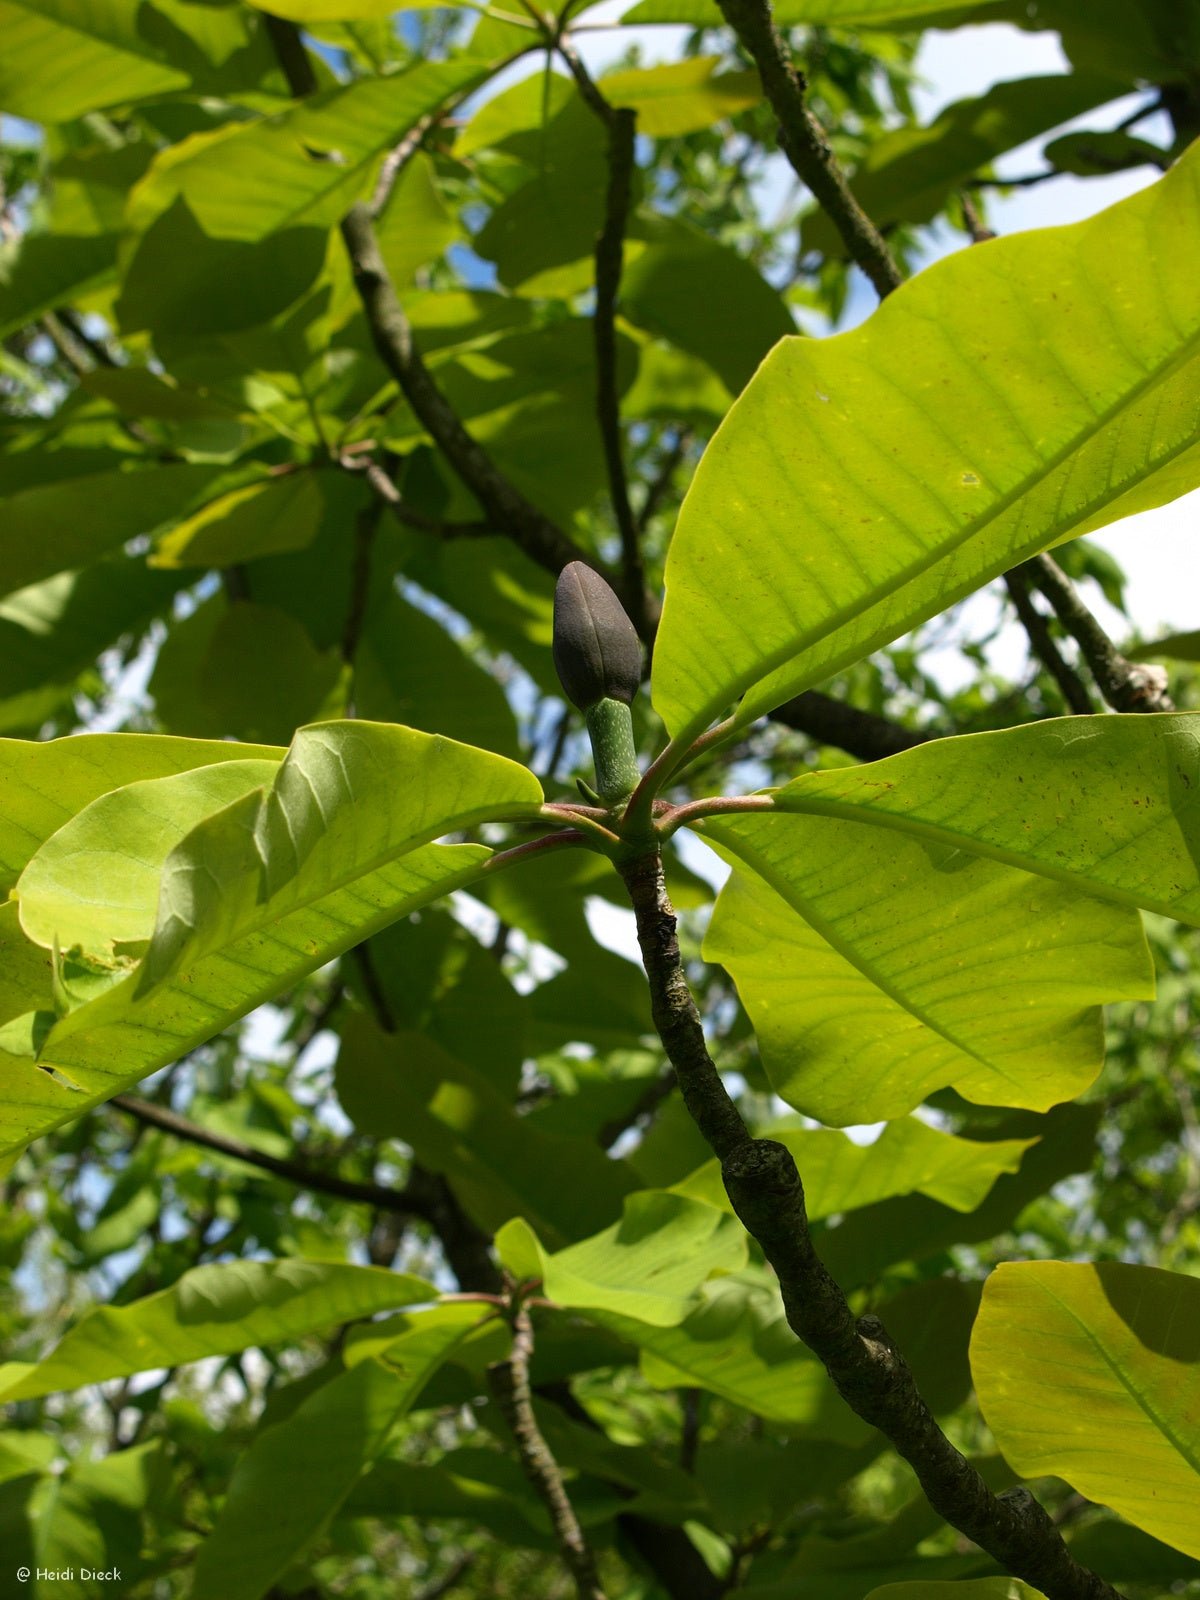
xmin=0 ymin=1 xmax=1198 ymax=1597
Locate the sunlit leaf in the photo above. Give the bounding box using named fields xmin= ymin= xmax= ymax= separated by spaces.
xmin=772 ymin=714 xmax=1200 ymax=924
xmin=653 ymin=148 xmax=1200 ymax=743
xmin=971 ymin=1261 xmax=1200 ymax=1559
xmin=601 ymin=57 xmax=761 ymax=136
xmin=0 ymin=1260 xmax=437 ymax=1400
xmin=673 ymin=1118 xmax=1034 ymax=1216
xmin=701 ymin=815 xmax=1151 ymax=1123
xmin=496 ymin=1191 xmax=747 ymax=1327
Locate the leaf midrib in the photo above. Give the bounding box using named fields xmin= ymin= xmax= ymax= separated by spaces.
xmin=705 ymin=827 xmax=1034 ymax=1093
xmin=674 ymin=289 xmax=1198 ymax=744
xmin=776 ymin=788 xmax=1196 ymax=927
xmin=1025 ymin=1274 xmax=1200 ymax=1483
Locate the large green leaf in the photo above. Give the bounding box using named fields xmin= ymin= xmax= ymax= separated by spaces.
xmin=350 ymin=905 xmax=529 ymax=1092
xmin=20 ymin=720 xmax=541 ymax=991
xmin=28 ymin=1444 xmax=159 ymax=1600
xmin=971 ymin=1261 xmax=1200 ymax=1559
xmin=673 ymin=1118 xmax=1034 ymax=1217
xmin=125 ymin=60 xmax=490 ymax=247
xmin=773 ymin=714 xmax=1200 ymax=924
xmin=0 ymin=842 xmax=486 ymax=1156
xmin=497 ymin=1191 xmax=747 ymax=1327
xmin=192 ymin=1305 xmax=487 ymax=1600
xmin=1133 ymin=629 xmax=1200 ymax=663
xmin=601 ymin=57 xmax=761 ymax=136
xmin=335 ymin=1014 xmax=637 ymax=1245
xmin=185 ymin=602 xmax=348 ymax=745
xmin=0 ymin=1260 xmax=436 ymax=1401
xmin=820 ymin=1104 xmax=1101 ymax=1289
xmin=652 ymin=147 xmax=1200 ymax=744
xmin=701 ymin=816 xmax=1151 ymax=1124
xmin=355 ymin=589 xmax=520 ymax=759
xmin=19 ymin=758 xmax=282 ymax=953
xmin=343 ymin=1453 xmax=556 ymax=1548
xmin=803 ymin=73 xmax=1126 ymax=255
xmin=0 ymin=463 xmax=233 ymax=600
xmin=0 ymin=0 xmax=280 ymax=121
xmin=2 ymin=723 xmax=541 ymax=1153
xmin=117 ymin=58 xmax=493 ymax=336
xmin=0 ymin=732 xmax=282 ymax=893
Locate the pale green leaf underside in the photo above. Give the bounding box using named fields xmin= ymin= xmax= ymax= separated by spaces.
xmin=20 ymin=719 xmax=542 ymax=992
xmin=776 ymin=713 xmax=1200 ymax=924
xmin=192 ymin=1307 xmax=486 ymax=1600
xmin=0 ymin=1260 xmax=437 ymax=1402
xmin=971 ymin=1261 xmax=1200 ymax=1559
xmin=19 ymin=760 xmax=281 ymax=952
xmin=496 ymin=1191 xmax=747 ymax=1328
xmin=652 ymin=146 xmax=1200 ymax=743
xmin=0 ymin=844 xmax=493 ymax=1156
xmin=4 ymin=723 xmax=540 ymax=1155
xmin=0 ymin=731 xmax=283 ymax=893
xmin=702 ymin=816 xmax=1151 ymax=1124
xmin=673 ymin=1118 xmax=1034 ymax=1217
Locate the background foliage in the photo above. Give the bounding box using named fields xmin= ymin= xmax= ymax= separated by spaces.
xmin=0 ymin=1 xmax=1198 ymax=1597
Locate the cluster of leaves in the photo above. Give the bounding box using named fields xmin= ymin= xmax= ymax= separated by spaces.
xmin=0 ymin=1 xmax=1198 ymax=1598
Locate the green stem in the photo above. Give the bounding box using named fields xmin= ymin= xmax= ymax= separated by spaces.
xmin=585 ymin=697 xmax=640 ymax=805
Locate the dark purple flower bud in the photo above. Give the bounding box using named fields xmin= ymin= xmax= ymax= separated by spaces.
xmin=552 ymin=562 xmax=642 ymax=711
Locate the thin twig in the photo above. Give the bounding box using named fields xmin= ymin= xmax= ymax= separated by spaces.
xmin=966 ymin=170 xmax=1060 ymax=192
xmin=58 ymin=307 xmax=120 ymax=367
xmin=341 ymin=203 xmax=592 ymax=578
xmin=263 ymin=16 xmax=593 ymax=583
xmin=1024 ymin=553 xmax=1172 ymax=713
xmin=111 ymin=1094 xmax=433 ymax=1220
xmin=637 ymin=429 xmax=692 ymax=534
xmin=414 ymin=1552 xmax=476 ymax=1600
xmin=1004 ymin=568 xmax=1094 ymax=715
xmin=714 ymin=0 xmax=902 ymax=298
xmin=959 ymin=191 xmax=996 ymax=244
xmin=487 ymin=1300 xmax=608 ymax=1600
xmin=556 ymin=31 xmax=617 ymax=126
xmin=618 ymin=845 xmax=1128 ymax=1600
xmin=370 ymin=115 xmax=437 ymax=217
xmin=771 ymin=689 xmax=933 ymax=761
xmin=597 ymin=1066 xmax=675 ymax=1150
xmin=355 ymin=457 xmax=495 ymax=539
